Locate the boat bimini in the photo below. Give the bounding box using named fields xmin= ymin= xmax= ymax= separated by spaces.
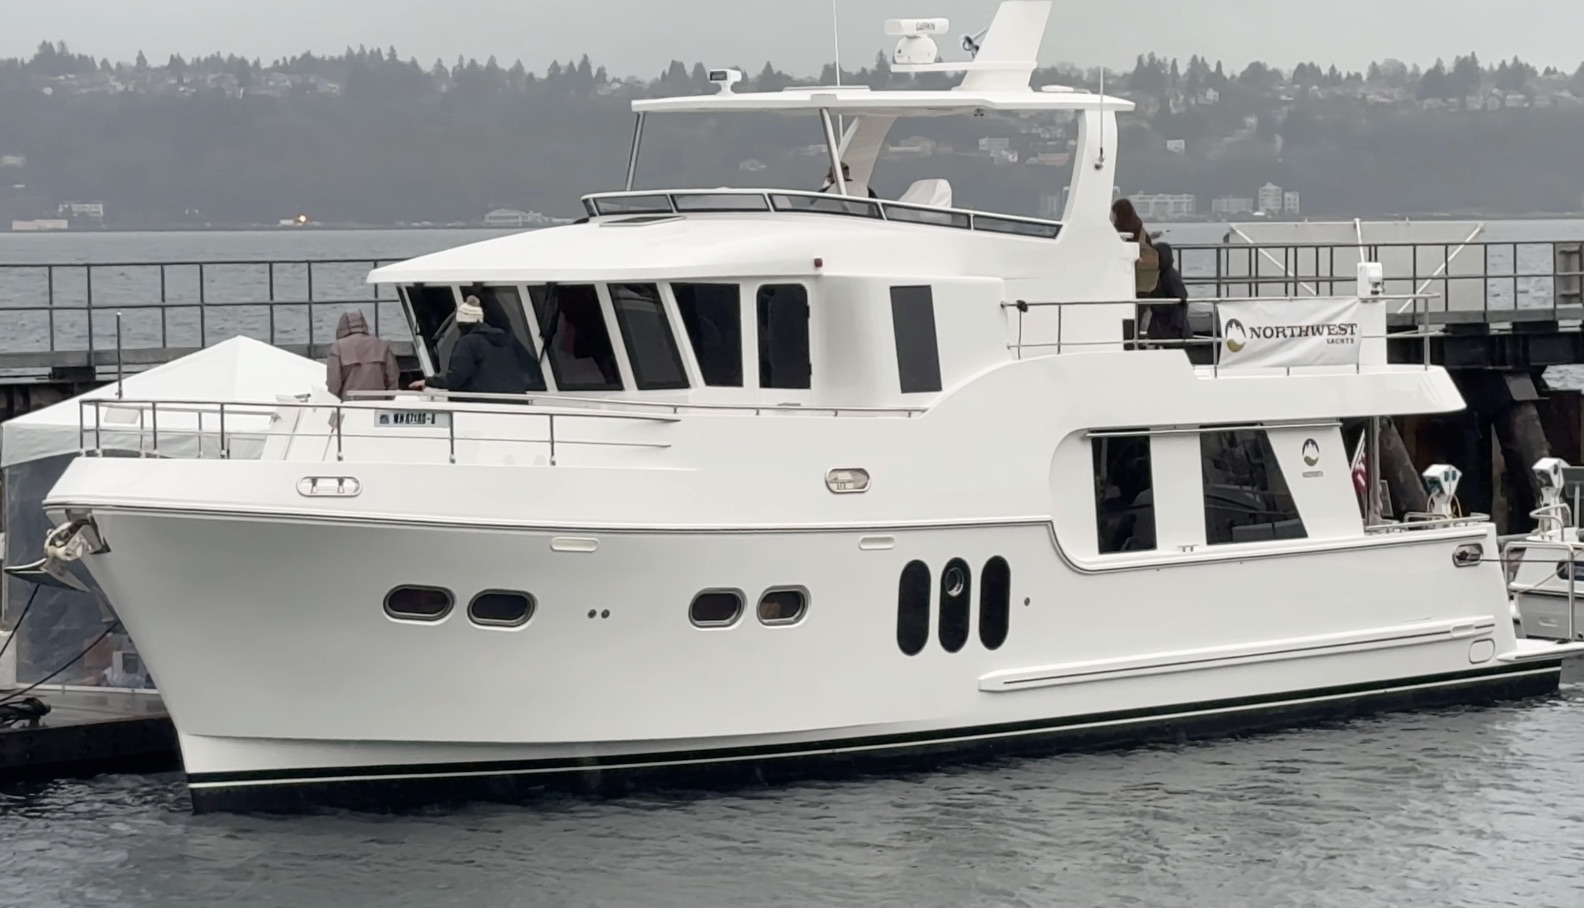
xmin=32 ymin=1 xmax=1584 ymax=812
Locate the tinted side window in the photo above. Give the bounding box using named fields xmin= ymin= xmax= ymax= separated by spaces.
xmin=469 ymin=285 xmax=547 ymax=392
xmin=757 ymin=284 xmax=811 ymax=390
xmin=979 ymin=557 xmax=1011 ymax=650
xmin=403 ymin=284 xmax=459 ymax=372
xmin=674 ymin=283 xmax=744 ymax=387
xmin=889 ymin=286 xmax=943 ymax=394
xmin=610 ymin=283 xmax=689 ymax=390
xmin=529 ymin=285 xmax=623 ymax=391
xmin=1201 ymin=429 xmax=1307 ymax=544
xmin=897 ymin=561 xmax=931 ymax=656
xmin=1093 ymin=434 xmax=1157 ymax=554
xmin=385 ymin=586 xmax=453 ymax=622
xmin=938 ymin=558 xmax=971 ymax=653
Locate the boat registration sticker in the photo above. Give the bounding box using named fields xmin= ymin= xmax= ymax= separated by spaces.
xmin=374 ymin=410 xmax=452 ymax=429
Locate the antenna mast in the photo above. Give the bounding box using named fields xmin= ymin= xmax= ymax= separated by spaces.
xmin=1096 ymin=64 xmax=1107 ymax=171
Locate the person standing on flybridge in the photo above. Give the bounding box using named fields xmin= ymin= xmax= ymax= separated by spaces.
xmin=409 ymin=296 xmax=532 ymax=395
xmin=326 ymin=309 xmax=399 ymax=399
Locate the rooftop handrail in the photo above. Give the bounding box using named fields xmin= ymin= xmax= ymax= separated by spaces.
xmin=580 ymin=187 xmax=1064 ymax=238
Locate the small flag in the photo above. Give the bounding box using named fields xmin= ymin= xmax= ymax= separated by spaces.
xmin=1351 ymin=433 xmax=1368 ymax=496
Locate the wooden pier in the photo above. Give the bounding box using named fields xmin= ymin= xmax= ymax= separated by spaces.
xmin=0 ymin=239 xmax=1581 ymax=532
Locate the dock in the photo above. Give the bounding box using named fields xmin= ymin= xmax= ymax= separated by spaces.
xmin=0 ymin=690 xmax=177 ymax=783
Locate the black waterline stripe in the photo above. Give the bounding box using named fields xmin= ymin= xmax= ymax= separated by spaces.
xmin=188 ymin=660 xmax=1561 ymax=787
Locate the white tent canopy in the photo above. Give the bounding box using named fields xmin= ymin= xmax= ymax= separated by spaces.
xmin=1 ymin=336 xmax=325 ymax=469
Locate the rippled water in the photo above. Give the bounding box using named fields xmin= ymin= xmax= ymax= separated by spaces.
xmin=5 ymin=670 xmax=1584 ymax=907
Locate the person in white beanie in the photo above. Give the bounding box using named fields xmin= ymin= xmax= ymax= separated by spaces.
xmin=409 ymin=295 xmax=532 ymax=395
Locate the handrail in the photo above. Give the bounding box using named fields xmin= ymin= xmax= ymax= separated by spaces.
xmin=76 ymin=396 xmax=680 ymax=467
xmin=373 ymin=388 xmax=929 ymax=417
xmin=1512 ymin=539 xmax=1580 ymax=642
xmin=580 ymin=187 xmax=1065 ymax=238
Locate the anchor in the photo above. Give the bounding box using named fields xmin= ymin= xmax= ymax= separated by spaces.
xmin=1 ymin=515 xmax=110 ymax=592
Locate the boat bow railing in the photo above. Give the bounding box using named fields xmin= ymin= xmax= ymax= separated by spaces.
xmin=75 ymin=395 xmax=680 ymax=467
xmin=581 ymin=188 xmax=1063 ymax=239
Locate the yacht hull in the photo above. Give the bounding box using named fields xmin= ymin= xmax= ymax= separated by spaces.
xmin=57 ymin=503 xmax=1555 ymax=814
xmin=182 ymin=661 xmax=1558 ymax=813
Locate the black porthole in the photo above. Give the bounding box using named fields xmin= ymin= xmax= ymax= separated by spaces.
xmin=758 ymin=588 xmax=808 ymax=626
xmin=979 ymin=557 xmax=1011 ymax=651
xmin=384 ymin=585 xmax=453 ymax=622
xmin=938 ymin=558 xmax=971 ymax=653
xmin=690 ymin=589 xmax=745 ymax=628
xmin=468 ymin=590 xmax=535 ymax=628
xmin=897 ymin=561 xmax=931 ymax=656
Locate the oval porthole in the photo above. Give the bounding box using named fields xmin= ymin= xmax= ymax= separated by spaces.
xmin=1452 ymin=543 xmax=1483 ymax=568
xmin=690 ymin=589 xmax=745 ymax=628
xmin=979 ymin=557 xmax=1011 ymax=651
xmin=384 ymin=585 xmax=454 ymax=622
xmin=758 ymin=588 xmax=808 ymax=626
xmin=468 ymin=590 xmax=535 ymax=628
xmin=897 ymin=561 xmax=931 ymax=656
xmin=938 ymin=558 xmax=972 ymax=654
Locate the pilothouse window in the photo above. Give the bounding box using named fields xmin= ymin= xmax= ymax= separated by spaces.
xmin=530 ymin=285 xmax=623 ymax=392
xmin=757 ymin=284 xmax=811 ymax=390
xmin=1200 ymin=430 xmax=1307 ymax=544
xmin=610 ymin=283 xmax=689 ymax=390
xmin=1093 ymin=434 xmax=1157 ymax=554
xmin=674 ymin=283 xmax=744 ymax=387
xmin=889 ymin=286 xmax=943 ymax=394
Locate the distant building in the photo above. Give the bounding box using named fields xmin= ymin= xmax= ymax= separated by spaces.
xmin=737 ymin=158 xmax=767 ymax=172
xmin=1025 ymin=152 xmax=1070 ymax=167
xmin=0 ymin=155 xmax=24 ymax=169
xmin=1283 ymin=191 xmax=1301 ymax=214
xmin=977 ymin=137 xmax=1011 ymax=153
xmin=58 ymin=201 xmax=104 ymax=220
xmin=1212 ymin=196 xmax=1256 ymax=217
xmin=1132 ymin=193 xmax=1197 ymax=221
xmin=1257 ymin=182 xmax=1284 ymax=215
xmin=1165 ymin=139 xmax=1186 ymax=155
xmin=1038 ymin=193 xmax=1063 ymax=219
xmin=483 ymin=208 xmax=560 ymax=228
xmin=12 ymin=219 xmax=69 ymax=232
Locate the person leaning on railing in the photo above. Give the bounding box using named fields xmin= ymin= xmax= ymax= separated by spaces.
xmin=1111 ymin=198 xmax=1190 ymax=342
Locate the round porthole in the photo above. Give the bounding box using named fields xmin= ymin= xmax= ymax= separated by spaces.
xmin=943 ymin=565 xmax=967 ymax=598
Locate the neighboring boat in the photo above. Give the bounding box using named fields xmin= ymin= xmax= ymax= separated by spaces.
xmin=31 ymin=1 xmax=1584 ymax=813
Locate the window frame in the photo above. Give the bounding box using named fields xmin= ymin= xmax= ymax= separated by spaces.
xmin=383 ymin=585 xmax=455 ymax=623
xmin=689 ymin=588 xmax=746 ymax=629
xmin=978 ymin=557 xmax=1011 ymax=651
xmin=466 ymin=589 xmax=537 ymax=629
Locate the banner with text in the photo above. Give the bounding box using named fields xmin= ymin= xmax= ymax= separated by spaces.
xmin=1217 ymin=296 xmax=1364 ymax=368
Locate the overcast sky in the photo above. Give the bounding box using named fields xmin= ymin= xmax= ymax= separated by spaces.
xmin=5 ymin=0 xmax=1582 ymax=77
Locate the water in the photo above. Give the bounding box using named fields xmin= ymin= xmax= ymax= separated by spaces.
xmin=4 ymin=676 xmax=1584 ymax=907
xmin=6 ymin=225 xmax=1584 ymax=905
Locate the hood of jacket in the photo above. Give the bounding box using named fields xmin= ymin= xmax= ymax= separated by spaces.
xmin=336 ymin=310 xmax=370 ymax=339
xmin=466 ymin=322 xmax=508 ymax=346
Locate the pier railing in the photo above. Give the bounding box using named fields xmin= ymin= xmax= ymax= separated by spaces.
xmin=1 ymin=238 xmax=1581 ymax=381
xmin=1171 ymin=239 xmax=1584 ymax=320
xmin=0 ymin=258 xmax=410 ymax=375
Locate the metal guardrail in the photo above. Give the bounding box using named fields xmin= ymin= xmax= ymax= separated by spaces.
xmin=582 ymin=188 xmax=1064 ymax=239
xmin=1169 ymin=240 xmax=1583 ymax=319
xmin=1002 ymin=293 xmax=1439 ymax=375
xmin=0 ymin=258 xmax=407 ymax=370
xmin=76 ymin=395 xmax=676 ymax=467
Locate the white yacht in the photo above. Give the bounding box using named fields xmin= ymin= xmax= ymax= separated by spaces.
xmin=33 ymin=1 xmax=1584 ymax=812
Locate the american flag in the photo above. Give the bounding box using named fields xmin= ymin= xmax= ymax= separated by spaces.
xmin=1351 ymin=433 xmax=1368 ymax=496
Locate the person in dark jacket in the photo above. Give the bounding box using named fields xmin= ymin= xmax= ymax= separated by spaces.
xmin=408 ymin=296 xmax=532 ymax=396
xmin=1145 ymin=239 xmax=1192 ymax=341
